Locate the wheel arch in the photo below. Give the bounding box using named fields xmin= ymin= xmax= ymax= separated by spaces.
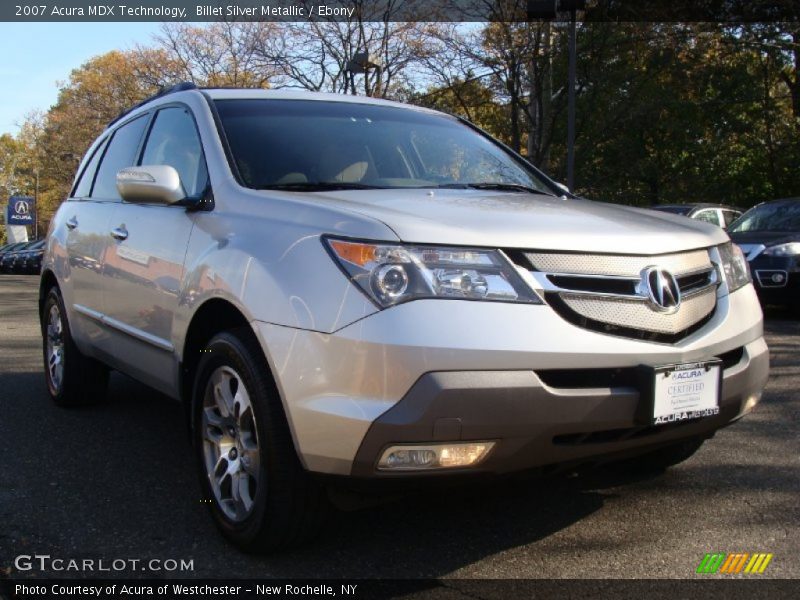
xmin=180 ymin=296 xmax=314 ymax=473
xmin=39 ymin=269 xmax=59 ymax=326
xmin=181 ymin=297 xmax=250 ymax=411
xmin=180 ymin=298 xmax=289 ymax=433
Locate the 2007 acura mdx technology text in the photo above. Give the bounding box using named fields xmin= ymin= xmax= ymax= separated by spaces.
xmin=40 ymin=83 xmax=769 ymax=551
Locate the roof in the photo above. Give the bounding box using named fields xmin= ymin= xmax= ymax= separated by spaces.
xmin=108 ymin=82 xmax=441 ymax=128
xmin=755 ymin=197 xmax=800 ymax=206
xmin=202 ymin=87 xmax=440 ymax=114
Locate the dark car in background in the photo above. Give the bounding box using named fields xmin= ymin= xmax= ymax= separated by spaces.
xmin=729 ymin=198 xmax=800 ymax=311
xmin=651 ymin=203 xmax=743 ymax=229
xmin=0 ymin=240 xmax=42 ymax=274
xmin=0 ymin=242 xmax=31 ymax=273
xmin=16 ymin=240 xmax=46 ymax=274
xmin=0 ymin=242 xmax=26 ymax=257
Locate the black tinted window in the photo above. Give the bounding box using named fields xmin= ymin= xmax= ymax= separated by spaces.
xmin=214 ymin=99 xmax=551 ymax=193
xmin=141 ymin=107 xmax=207 ymax=197
xmin=731 ymin=202 xmax=800 ymax=232
xmin=73 ymin=138 xmax=108 ymax=198
xmin=92 ymin=115 xmax=148 ymax=200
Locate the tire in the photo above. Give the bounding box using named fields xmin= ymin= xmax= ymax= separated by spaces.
xmin=192 ymin=328 xmax=329 ymax=552
xmin=611 ymin=437 xmax=705 ymax=474
xmin=41 ymin=287 xmax=109 ymax=406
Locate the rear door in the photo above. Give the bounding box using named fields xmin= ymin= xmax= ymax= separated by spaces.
xmin=99 ymin=105 xmax=207 ymax=394
xmin=63 ymin=115 xmax=149 ymax=350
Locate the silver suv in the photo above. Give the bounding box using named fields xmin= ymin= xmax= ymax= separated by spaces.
xmin=40 ymin=83 xmax=769 ymax=551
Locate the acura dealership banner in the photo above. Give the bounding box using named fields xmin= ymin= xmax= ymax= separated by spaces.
xmin=7 ymin=196 xmax=36 ymax=227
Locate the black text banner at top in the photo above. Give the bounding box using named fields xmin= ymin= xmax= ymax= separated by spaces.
xmin=4 ymin=0 xmax=800 ymax=22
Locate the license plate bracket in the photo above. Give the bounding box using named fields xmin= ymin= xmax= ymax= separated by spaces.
xmin=635 ymin=360 xmax=722 ymax=426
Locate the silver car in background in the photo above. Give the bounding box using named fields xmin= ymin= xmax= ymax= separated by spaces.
xmin=40 ymin=84 xmax=769 ymax=551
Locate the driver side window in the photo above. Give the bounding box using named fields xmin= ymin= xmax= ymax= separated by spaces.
xmin=141 ymin=106 xmax=208 ymax=197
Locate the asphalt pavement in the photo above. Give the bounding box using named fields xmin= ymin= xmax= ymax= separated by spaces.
xmin=0 ymin=275 xmax=797 ymax=581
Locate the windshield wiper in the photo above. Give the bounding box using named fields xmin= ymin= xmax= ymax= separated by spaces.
xmin=437 ymin=182 xmax=554 ymax=196
xmin=257 ymin=181 xmax=386 ymax=192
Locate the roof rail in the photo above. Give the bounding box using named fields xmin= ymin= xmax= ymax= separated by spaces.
xmin=106 ymin=81 xmax=198 ymax=129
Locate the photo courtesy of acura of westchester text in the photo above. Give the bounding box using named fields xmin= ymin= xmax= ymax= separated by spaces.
xmin=0 ymin=0 xmax=798 ymax=596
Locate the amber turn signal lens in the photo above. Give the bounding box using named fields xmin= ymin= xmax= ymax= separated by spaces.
xmin=328 ymin=239 xmax=377 ymax=267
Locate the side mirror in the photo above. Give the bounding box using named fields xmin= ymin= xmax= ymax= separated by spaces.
xmin=116 ymin=165 xmax=186 ymax=205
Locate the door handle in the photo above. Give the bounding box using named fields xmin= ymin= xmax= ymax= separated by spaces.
xmin=110 ymin=225 xmax=128 ymax=241
xmin=66 ymin=216 xmax=78 ymax=230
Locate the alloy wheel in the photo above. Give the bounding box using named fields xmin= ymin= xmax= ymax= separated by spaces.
xmin=201 ymin=366 xmax=261 ymax=522
xmin=46 ymin=304 xmax=65 ymax=392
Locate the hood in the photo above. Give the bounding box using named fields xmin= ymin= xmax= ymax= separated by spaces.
xmin=729 ymin=230 xmax=800 ymax=246
xmin=304 ymin=189 xmax=728 ymax=254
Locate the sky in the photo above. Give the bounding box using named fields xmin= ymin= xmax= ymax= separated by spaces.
xmin=0 ymin=22 xmax=163 ymax=136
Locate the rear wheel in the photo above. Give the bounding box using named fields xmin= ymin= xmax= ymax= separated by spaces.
xmin=41 ymin=287 xmax=108 ymax=406
xmin=192 ymin=328 xmax=329 ymax=552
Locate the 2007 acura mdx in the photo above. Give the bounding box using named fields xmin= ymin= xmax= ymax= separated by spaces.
xmin=40 ymin=83 xmax=769 ymax=551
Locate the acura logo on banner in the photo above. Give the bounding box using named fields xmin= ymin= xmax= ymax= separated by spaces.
xmin=7 ymin=196 xmax=35 ymax=225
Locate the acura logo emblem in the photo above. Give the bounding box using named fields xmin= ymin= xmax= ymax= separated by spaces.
xmin=14 ymin=200 xmax=30 ymax=215
xmin=641 ymin=267 xmax=681 ymax=313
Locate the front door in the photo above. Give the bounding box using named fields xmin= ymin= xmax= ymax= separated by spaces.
xmin=99 ymin=105 xmax=208 ymax=394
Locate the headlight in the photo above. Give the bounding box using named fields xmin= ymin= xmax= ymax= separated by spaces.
xmin=325 ymin=238 xmax=542 ymax=308
xmin=717 ymin=242 xmax=751 ymax=292
xmin=763 ymin=242 xmax=800 ymax=257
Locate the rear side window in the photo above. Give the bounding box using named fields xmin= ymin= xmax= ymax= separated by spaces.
xmin=140 ymin=107 xmax=207 ymax=197
xmin=91 ymin=115 xmax=149 ymax=200
xmin=73 ymin=138 xmax=108 ymax=198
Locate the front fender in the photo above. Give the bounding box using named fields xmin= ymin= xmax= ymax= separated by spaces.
xmin=173 ymin=206 xmax=391 ymax=361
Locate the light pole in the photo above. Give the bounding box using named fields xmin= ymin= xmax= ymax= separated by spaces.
xmin=566 ymin=8 xmax=577 ymax=193
xmin=527 ymin=0 xmax=585 ymax=193
xmin=34 ymin=169 xmax=39 ymax=239
xmin=345 ymin=52 xmax=383 ymax=97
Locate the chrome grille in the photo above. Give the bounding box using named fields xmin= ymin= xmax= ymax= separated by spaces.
xmin=560 ymin=287 xmax=717 ymax=334
xmin=525 ymin=248 xmax=720 ymax=340
xmin=526 ymin=249 xmax=710 ymax=277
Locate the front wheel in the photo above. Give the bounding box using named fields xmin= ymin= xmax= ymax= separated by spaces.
xmin=192 ymin=328 xmax=329 ymax=552
xmin=41 ymin=287 xmax=108 ymax=406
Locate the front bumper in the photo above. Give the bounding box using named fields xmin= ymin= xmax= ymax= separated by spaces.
xmin=253 ymin=284 xmax=768 ymax=477
xmin=350 ymin=339 xmax=767 ymax=477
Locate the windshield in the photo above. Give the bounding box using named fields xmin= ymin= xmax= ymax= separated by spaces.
xmin=729 ymin=202 xmax=800 ymax=233
xmin=214 ymin=99 xmax=554 ymax=194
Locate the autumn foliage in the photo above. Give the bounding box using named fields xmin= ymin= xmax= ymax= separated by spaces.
xmin=1 ymin=20 xmax=799 ymax=241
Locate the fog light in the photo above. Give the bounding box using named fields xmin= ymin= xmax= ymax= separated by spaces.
xmin=743 ymin=392 xmax=761 ymax=414
xmin=771 ymin=273 xmax=785 ymax=283
xmin=377 ymin=442 xmax=495 ymax=471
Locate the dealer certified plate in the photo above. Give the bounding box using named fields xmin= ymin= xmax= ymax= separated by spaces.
xmin=652 ymin=361 xmax=721 ymax=425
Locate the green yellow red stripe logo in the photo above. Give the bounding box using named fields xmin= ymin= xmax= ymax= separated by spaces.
xmin=696 ymin=553 xmax=773 ymax=574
